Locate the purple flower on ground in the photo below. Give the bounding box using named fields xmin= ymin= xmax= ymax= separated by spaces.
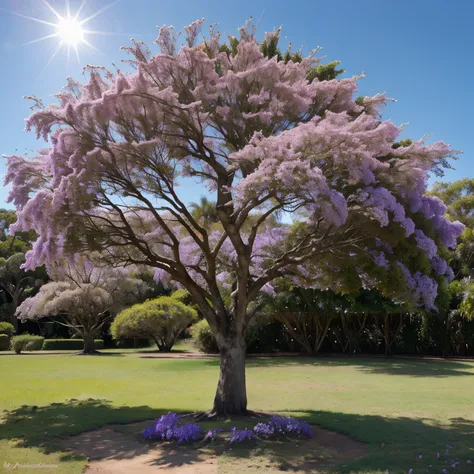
xmin=173 ymin=423 xmax=202 ymax=444
xmin=142 ymin=412 xmax=202 ymax=443
xmin=254 ymin=422 xmax=275 ymax=437
xmin=230 ymin=427 xmax=256 ymax=444
xmin=253 ymin=416 xmax=312 ymax=439
xmin=204 ymin=428 xmax=223 ymax=440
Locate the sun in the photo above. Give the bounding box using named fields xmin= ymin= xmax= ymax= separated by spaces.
xmin=14 ymin=0 xmax=121 ymax=71
xmin=56 ymin=17 xmax=85 ymax=47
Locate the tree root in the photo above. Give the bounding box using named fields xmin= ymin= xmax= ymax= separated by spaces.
xmin=181 ymin=409 xmax=270 ymax=422
xmin=72 ymin=350 xmax=102 ymax=356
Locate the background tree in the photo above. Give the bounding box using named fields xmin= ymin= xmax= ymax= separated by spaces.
xmin=111 ymin=293 xmax=197 ymax=352
xmin=430 ymin=179 xmax=474 ymax=279
xmin=0 ymin=210 xmax=44 ymax=330
xmin=266 ymin=287 xmax=349 ymax=354
xmin=189 ymin=197 xmax=220 ymax=228
xmin=0 ymin=209 xmax=35 ymax=258
xmin=16 ymin=257 xmax=147 ymax=354
xmin=0 ymin=253 xmax=45 ymax=331
xmin=427 ymin=179 xmax=474 ymax=355
xmin=347 ymin=289 xmax=414 ymax=356
xmin=4 ymin=19 xmax=464 ymax=415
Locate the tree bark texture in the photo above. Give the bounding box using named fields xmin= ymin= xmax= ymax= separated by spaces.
xmin=213 ymin=331 xmax=247 ymax=416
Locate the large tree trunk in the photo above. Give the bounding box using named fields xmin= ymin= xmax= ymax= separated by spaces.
xmin=213 ymin=331 xmax=247 ymax=416
xmin=82 ymin=333 xmax=97 ymax=354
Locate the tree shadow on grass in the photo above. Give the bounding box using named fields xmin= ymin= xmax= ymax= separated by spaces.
xmin=282 ymin=410 xmax=474 ymax=473
xmin=0 ymin=352 xmax=125 ymax=357
xmin=0 ymin=399 xmax=157 ymax=456
xmin=1 ymin=400 xmax=473 ymax=473
xmin=241 ymin=356 xmax=474 ymax=377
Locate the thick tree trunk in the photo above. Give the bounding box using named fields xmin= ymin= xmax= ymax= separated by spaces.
xmin=213 ymin=333 xmax=247 ymax=416
xmin=82 ymin=333 xmax=97 ymax=354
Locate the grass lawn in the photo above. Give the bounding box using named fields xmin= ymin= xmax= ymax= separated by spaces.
xmin=0 ymin=354 xmax=473 ymax=473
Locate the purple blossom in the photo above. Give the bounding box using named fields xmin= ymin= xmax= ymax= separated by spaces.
xmin=172 ymin=423 xmax=202 ymax=444
xmin=204 ymin=428 xmax=223 ymax=440
xmin=143 ymin=412 xmax=181 ymax=440
xmin=253 ymin=416 xmax=312 ymax=439
xmin=142 ymin=412 xmax=202 ymax=443
xmin=362 ymin=187 xmax=415 ymax=237
xmin=432 ymin=216 xmax=465 ymax=249
xmin=375 ymin=238 xmax=394 ymax=254
xmin=415 ymin=230 xmax=438 ymax=259
xmin=367 ymin=249 xmax=390 ymax=269
xmin=397 ymin=262 xmax=438 ymax=310
xmin=229 ymin=427 xmax=256 ymax=444
xmin=253 ymin=422 xmax=275 ymax=437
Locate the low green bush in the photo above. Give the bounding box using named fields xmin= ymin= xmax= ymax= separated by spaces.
xmin=42 ymin=339 xmax=104 ymax=351
xmin=0 ymin=334 xmax=10 ymax=351
xmin=11 ymin=335 xmax=45 ymax=354
xmin=192 ymin=319 xmax=219 ymax=353
xmin=111 ymin=295 xmax=197 ymax=352
xmin=0 ymin=322 xmax=15 ymax=338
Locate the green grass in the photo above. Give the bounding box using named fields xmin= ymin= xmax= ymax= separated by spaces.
xmin=1 ymin=355 xmax=473 ymax=473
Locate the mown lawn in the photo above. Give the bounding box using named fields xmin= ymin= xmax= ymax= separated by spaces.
xmin=0 ymin=354 xmax=473 ymax=473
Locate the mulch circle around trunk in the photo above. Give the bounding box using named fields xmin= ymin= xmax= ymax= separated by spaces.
xmin=60 ymin=422 xmax=366 ymax=473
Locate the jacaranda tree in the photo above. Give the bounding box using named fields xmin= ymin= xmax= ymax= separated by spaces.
xmin=4 ymin=19 xmax=464 ymax=415
xmin=15 ymin=256 xmax=147 ymax=354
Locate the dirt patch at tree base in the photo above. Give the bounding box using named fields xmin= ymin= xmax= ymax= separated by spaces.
xmin=61 ymin=423 xmax=366 ymax=473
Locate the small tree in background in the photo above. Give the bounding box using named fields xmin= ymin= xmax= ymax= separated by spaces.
xmin=0 ymin=253 xmax=46 ymax=331
xmin=111 ymin=293 xmax=197 ymax=352
xmin=16 ymin=256 xmax=147 ymax=354
xmin=4 ymin=19 xmax=465 ymax=414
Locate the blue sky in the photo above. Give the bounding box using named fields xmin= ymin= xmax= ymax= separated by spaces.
xmin=0 ymin=0 xmax=472 ymax=209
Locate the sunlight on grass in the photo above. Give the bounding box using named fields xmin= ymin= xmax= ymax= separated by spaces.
xmin=1 ymin=355 xmax=473 ymax=473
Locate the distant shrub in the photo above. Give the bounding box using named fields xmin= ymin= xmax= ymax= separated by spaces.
xmin=11 ymin=335 xmax=45 ymax=354
xmin=0 ymin=322 xmax=14 ymax=338
xmin=0 ymin=334 xmax=10 ymax=351
xmin=192 ymin=319 xmax=219 ymax=353
xmin=42 ymin=339 xmax=104 ymax=351
xmin=111 ymin=296 xmax=197 ymax=352
xmin=115 ymin=338 xmax=152 ymax=348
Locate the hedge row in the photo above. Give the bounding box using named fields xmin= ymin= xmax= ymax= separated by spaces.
xmin=42 ymin=339 xmax=104 ymax=350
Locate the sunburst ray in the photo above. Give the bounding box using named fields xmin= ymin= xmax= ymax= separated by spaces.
xmin=9 ymin=0 xmax=122 ymax=72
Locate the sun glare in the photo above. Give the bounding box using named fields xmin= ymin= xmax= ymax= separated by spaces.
xmin=15 ymin=0 xmax=121 ymax=72
xmin=57 ymin=18 xmax=85 ymax=46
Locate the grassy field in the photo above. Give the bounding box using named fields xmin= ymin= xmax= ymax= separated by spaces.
xmin=0 ymin=354 xmax=473 ymax=473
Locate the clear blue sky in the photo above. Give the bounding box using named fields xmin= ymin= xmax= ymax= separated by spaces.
xmin=0 ymin=0 xmax=472 ymax=209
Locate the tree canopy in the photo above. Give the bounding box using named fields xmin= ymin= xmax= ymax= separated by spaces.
xmin=3 ymin=19 xmax=464 ymax=414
